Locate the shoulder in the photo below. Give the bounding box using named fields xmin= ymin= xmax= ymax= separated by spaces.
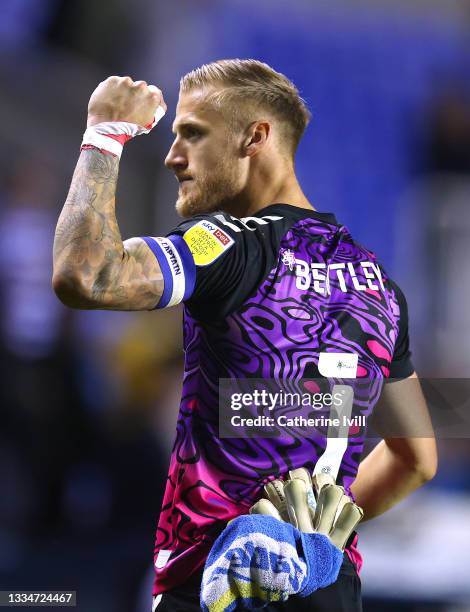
xmin=168 ymin=207 xmax=308 ymax=269
xmin=170 ymin=208 xmax=293 ymax=240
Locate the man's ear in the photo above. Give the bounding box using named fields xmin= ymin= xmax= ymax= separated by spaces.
xmin=243 ymin=121 xmax=271 ymax=157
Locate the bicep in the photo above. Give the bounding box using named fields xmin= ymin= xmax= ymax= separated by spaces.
xmin=93 ymin=237 xmax=164 ymax=310
xmin=371 ymin=372 xmax=438 ymax=476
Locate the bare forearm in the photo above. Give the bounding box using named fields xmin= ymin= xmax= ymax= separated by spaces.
xmin=53 ymin=149 xmax=162 ymax=309
xmin=53 ymin=149 xmax=122 ymax=304
xmin=350 ymin=439 xmax=434 ymax=521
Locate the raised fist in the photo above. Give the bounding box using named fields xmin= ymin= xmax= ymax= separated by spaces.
xmin=87 ymin=76 xmax=166 ymax=128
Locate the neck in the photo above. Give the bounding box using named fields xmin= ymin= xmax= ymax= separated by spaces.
xmin=223 ymin=165 xmax=314 ymax=218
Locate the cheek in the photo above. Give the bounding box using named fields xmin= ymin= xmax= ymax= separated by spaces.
xmin=208 ymin=135 xmax=237 ymax=162
xmin=206 ymin=144 xmax=229 ymax=168
xmin=192 ymin=138 xmax=240 ymax=182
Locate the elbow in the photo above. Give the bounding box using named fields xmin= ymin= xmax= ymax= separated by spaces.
xmin=414 ymin=443 xmax=438 ymax=483
xmin=52 ymin=270 xmax=94 ymax=308
xmin=417 ymin=456 xmax=438 ymax=483
xmin=387 ymin=436 xmax=438 ymax=484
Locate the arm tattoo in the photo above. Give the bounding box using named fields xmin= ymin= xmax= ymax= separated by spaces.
xmin=53 ymin=149 xmax=163 ymax=310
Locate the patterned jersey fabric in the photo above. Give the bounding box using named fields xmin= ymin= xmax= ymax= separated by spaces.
xmin=141 ymin=204 xmax=414 ymax=596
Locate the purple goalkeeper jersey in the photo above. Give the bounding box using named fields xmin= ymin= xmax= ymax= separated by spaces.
xmin=141 ymin=204 xmax=413 ymax=595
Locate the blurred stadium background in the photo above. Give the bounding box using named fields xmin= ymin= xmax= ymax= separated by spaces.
xmin=1 ymin=0 xmax=470 ymax=610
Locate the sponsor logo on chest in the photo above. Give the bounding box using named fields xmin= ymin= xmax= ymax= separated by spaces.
xmin=281 ymin=249 xmax=385 ymax=294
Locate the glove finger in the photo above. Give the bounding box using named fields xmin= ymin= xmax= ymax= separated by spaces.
xmin=331 ymin=492 xmax=351 ymax=520
xmin=288 ymin=467 xmax=311 ymax=485
xmin=249 ymin=499 xmax=282 ymax=520
xmin=312 ymin=472 xmax=335 ymax=498
xmin=313 ymin=484 xmax=344 ymax=535
xmin=329 ymin=502 xmax=364 ymax=551
xmin=284 ymin=479 xmax=315 ymax=533
xmin=264 ymin=479 xmax=289 ymax=521
xmin=289 ymin=468 xmax=317 ymax=513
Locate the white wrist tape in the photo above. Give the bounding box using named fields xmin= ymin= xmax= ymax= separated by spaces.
xmin=81 ymin=104 xmax=166 ymax=158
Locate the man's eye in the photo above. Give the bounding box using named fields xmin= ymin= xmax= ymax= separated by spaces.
xmin=185 ymin=128 xmax=202 ymax=139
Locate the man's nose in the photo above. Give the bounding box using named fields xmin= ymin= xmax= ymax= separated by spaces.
xmin=164 ymin=141 xmax=187 ymax=170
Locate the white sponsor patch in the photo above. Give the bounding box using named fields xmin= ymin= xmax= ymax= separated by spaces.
xmin=318 ymin=353 xmax=358 ymax=378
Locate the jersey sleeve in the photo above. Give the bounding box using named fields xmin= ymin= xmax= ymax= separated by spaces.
xmin=140 ymin=213 xmax=280 ymax=318
xmin=388 ymin=282 xmax=415 ymax=379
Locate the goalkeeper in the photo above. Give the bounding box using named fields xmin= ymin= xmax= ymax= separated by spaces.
xmin=52 ymin=60 xmax=437 ymax=611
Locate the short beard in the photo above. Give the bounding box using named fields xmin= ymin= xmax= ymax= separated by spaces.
xmin=175 ymin=158 xmax=242 ymax=218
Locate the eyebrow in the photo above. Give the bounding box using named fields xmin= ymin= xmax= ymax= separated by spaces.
xmin=172 ymin=118 xmax=208 ymax=134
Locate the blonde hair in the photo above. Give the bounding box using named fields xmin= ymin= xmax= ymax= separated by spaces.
xmin=180 ymin=59 xmax=311 ymax=155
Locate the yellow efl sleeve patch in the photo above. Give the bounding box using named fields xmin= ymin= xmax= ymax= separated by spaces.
xmin=183 ymin=220 xmax=234 ymax=266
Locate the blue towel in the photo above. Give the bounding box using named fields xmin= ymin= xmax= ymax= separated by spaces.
xmin=200 ymin=514 xmax=343 ymax=611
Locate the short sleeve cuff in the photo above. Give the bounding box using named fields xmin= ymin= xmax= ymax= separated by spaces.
xmin=387 ymin=354 xmax=415 ymax=381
